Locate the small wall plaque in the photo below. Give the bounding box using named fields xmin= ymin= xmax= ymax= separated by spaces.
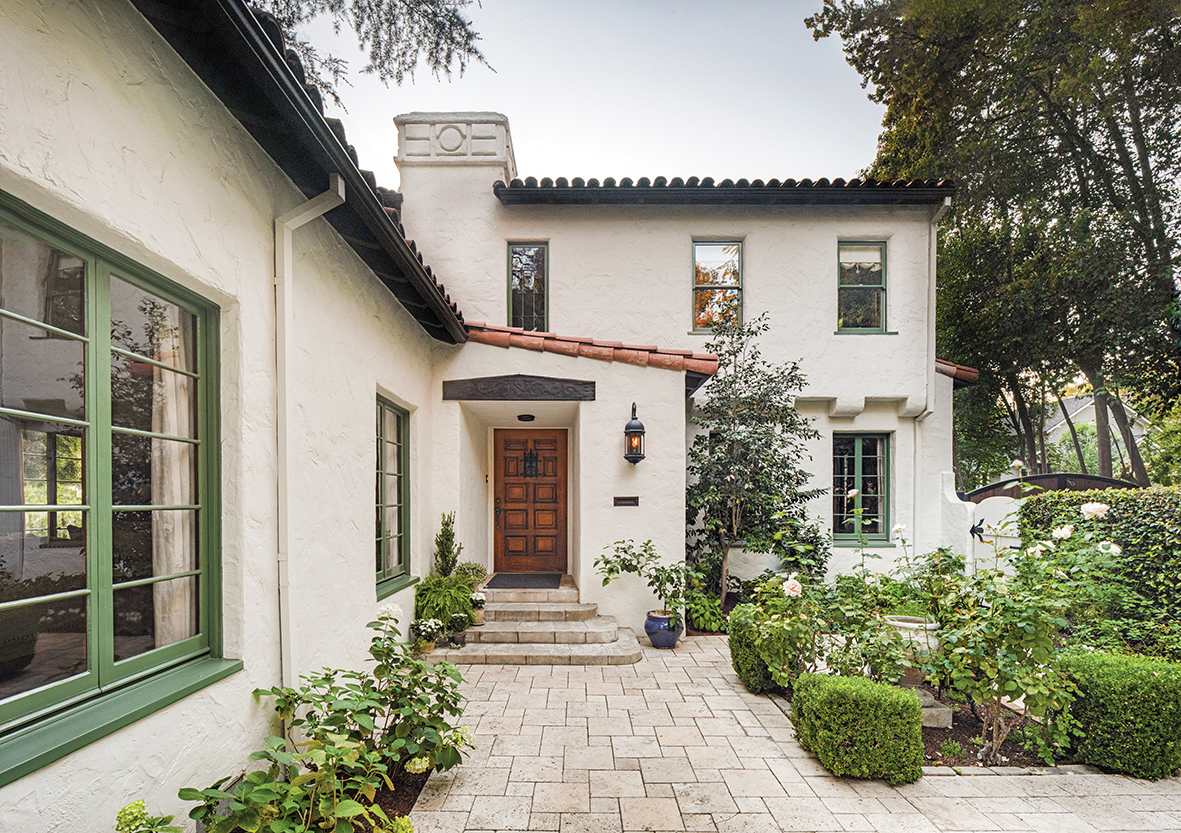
xmin=613 ymin=496 xmax=640 ymax=507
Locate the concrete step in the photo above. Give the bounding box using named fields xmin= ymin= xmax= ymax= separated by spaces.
xmin=480 ymin=574 xmax=579 ymax=604
xmin=432 ymin=627 xmax=642 ymax=666
xmin=467 ymin=616 xmax=617 ymax=644
xmin=485 ymin=602 xmax=598 ymax=622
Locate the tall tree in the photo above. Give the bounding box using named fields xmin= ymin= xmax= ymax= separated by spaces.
xmin=686 ymin=312 xmax=825 ymax=597
xmin=257 ymin=0 xmax=488 ymax=106
xmin=807 ymin=0 xmax=1181 ymax=485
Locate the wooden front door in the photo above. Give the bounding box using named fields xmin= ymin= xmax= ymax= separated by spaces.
xmin=494 ymin=429 xmax=568 ymax=573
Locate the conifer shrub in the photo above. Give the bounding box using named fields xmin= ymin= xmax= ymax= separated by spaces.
xmin=791 ymin=673 xmax=923 ymax=784
xmin=1060 ymin=651 xmax=1181 ymax=780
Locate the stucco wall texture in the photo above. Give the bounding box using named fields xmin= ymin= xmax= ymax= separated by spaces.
xmin=0 ymin=3 xmax=969 ymax=829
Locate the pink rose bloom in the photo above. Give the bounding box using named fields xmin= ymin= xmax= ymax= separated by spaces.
xmin=784 ymin=572 xmax=803 ymax=597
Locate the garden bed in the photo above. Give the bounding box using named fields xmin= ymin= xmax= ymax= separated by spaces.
xmin=918 ymin=687 xmax=1070 ymax=769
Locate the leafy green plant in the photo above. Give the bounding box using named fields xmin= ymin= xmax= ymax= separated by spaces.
xmin=685 ymin=573 xmax=727 ymax=632
xmin=115 ymin=800 xmax=180 ymax=833
xmin=1060 ymin=651 xmax=1181 ymax=780
xmin=728 ymin=603 xmax=778 ymax=694
xmin=595 ymin=539 xmax=695 ymax=626
xmin=415 ymin=574 xmax=474 ymax=623
xmin=433 ymin=511 xmax=463 ymax=577
xmin=939 ymin=739 xmax=965 ymax=758
xmin=454 ymin=560 xmax=487 ymax=587
xmin=184 ymin=610 xmax=471 ymax=832
xmin=791 ymin=673 xmax=923 ymax=784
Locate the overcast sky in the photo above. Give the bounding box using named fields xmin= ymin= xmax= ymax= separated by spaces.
xmin=305 ymin=1 xmax=885 ymax=190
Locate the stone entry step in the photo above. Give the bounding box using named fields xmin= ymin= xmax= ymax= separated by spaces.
xmin=466 ymin=616 xmax=617 ymax=644
xmin=434 ymin=627 xmax=643 ymax=665
xmin=485 ymin=602 xmax=598 ymax=622
xmin=480 ymin=573 xmax=579 ymax=604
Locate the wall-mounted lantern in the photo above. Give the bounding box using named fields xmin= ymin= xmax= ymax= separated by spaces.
xmin=624 ymin=402 xmax=646 ymax=464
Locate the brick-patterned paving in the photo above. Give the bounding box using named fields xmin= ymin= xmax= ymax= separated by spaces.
xmin=412 ymin=636 xmax=1181 ymax=833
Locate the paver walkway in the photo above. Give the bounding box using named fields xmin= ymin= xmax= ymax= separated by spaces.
xmin=411 ymin=635 xmax=1181 ymax=833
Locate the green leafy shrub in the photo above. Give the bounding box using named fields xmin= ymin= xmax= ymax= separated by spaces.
xmin=1021 ymin=488 xmax=1181 ymax=657
xmin=686 ymin=572 xmax=727 ymax=632
xmin=791 ymin=673 xmax=923 ymax=784
xmin=433 ymin=511 xmax=463 ymax=577
xmin=116 ymin=800 xmax=180 ymax=833
xmin=728 ymin=604 xmax=777 ymax=694
xmin=185 ymin=610 xmax=471 ymax=832
xmin=940 ymin=739 xmax=965 ymax=758
xmin=1060 ymin=651 xmax=1181 ymax=780
xmin=454 ymin=561 xmax=488 ymax=587
xmin=415 ymin=574 xmax=474 ymax=624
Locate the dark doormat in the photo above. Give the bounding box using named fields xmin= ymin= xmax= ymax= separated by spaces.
xmin=485 ymin=573 xmax=562 ymax=590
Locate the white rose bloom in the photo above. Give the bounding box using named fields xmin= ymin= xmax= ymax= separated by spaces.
xmin=1051 ymin=525 xmax=1074 ymax=540
xmin=1080 ymin=502 xmax=1110 ymax=520
xmin=892 ymin=523 xmax=906 ymax=535
xmin=1098 ymin=541 xmax=1122 ymax=556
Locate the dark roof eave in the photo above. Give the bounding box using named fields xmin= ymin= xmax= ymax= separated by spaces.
xmin=147 ymin=0 xmax=467 ymax=344
xmin=494 ymin=180 xmax=955 ymax=207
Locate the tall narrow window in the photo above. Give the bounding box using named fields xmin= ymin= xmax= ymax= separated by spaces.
xmin=693 ymin=242 xmax=741 ymax=331
xmin=0 ymin=198 xmax=220 ymax=736
xmin=833 ymin=434 xmax=889 ymax=543
xmin=837 ymin=242 xmax=886 ymax=331
xmin=376 ymin=397 xmax=410 ymax=595
xmin=508 ymin=243 xmax=547 ymax=332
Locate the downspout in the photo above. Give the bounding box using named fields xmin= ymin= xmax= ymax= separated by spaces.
xmin=274 ymin=174 xmax=345 ymax=688
xmin=912 ymin=196 xmax=952 ymax=548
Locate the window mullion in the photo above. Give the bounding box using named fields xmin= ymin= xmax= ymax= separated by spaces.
xmin=90 ymin=260 xmax=115 ymax=686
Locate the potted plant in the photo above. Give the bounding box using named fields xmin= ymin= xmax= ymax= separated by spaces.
xmin=410 ymin=617 xmax=444 ymax=653
xmin=470 ymin=591 xmax=486 ymax=625
xmin=595 ymin=539 xmax=692 ymax=649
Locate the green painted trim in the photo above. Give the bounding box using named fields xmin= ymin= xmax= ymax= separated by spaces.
xmin=0 ymin=657 xmax=242 ymax=788
xmin=0 ymin=308 xmax=89 ymax=342
xmin=377 ymin=573 xmax=420 ymax=601
xmin=832 ymin=432 xmax=891 ymax=544
xmin=110 ymin=346 xmax=200 ymax=378
xmin=833 ymin=542 xmax=897 ymax=549
xmin=376 ymin=397 xmax=411 ymax=586
xmin=836 ymin=240 xmax=888 ymax=332
xmin=834 ymin=330 xmax=899 ymax=335
xmin=506 ymin=242 xmax=549 ymax=332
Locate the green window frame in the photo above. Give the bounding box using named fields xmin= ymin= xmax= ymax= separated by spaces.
xmin=507 ymin=242 xmax=547 ymax=332
xmin=833 ymin=433 xmax=890 ymax=545
xmin=837 ymin=241 xmax=887 ymax=333
xmin=0 ymin=190 xmax=235 ymax=787
xmin=692 ymin=241 xmax=742 ymax=332
xmin=376 ymin=397 xmax=412 ymax=598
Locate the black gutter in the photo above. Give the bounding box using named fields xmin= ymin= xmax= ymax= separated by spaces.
xmin=207 ymin=0 xmax=467 ymax=344
xmin=495 ymin=180 xmax=955 ymax=207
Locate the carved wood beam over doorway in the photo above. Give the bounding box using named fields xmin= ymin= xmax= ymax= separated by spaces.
xmin=442 ymin=374 xmax=596 ymax=401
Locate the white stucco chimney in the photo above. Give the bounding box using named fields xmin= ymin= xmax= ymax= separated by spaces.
xmin=393 ymin=112 xmax=516 ymax=182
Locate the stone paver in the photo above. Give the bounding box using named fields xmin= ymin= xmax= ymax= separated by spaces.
xmin=413 ymin=635 xmax=1181 ymax=833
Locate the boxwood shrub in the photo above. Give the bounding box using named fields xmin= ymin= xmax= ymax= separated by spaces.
xmin=1060 ymin=651 xmax=1181 ymax=780
xmin=1021 ymin=487 xmax=1181 ymax=621
xmin=728 ymin=603 xmax=778 ymax=695
xmin=791 ymin=673 xmax=923 ymax=784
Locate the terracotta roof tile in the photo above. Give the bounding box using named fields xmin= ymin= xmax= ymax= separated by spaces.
xmin=935 ymin=359 xmax=980 ymax=387
xmin=494 ymin=176 xmax=954 ymax=207
xmin=464 ymin=322 xmax=719 ymax=378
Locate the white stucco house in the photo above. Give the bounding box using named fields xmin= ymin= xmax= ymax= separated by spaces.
xmin=0 ymin=0 xmax=974 ymax=827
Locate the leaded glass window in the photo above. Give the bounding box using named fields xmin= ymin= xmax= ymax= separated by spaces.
xmin=508 ymin=243 xmax=547 ymax=331
xmin=376 ymin=398 xmax=409 ymax=590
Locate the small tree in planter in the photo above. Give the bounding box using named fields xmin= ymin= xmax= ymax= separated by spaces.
xmin=687 ymin=310 xmax=826 ymax=598
xmin=434 ymin=511 xmax=463 ymax=577
xmin=595 ymin=539 xmax=695 ymax=648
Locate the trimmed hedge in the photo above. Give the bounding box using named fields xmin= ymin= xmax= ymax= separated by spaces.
xmin=791 ymin=673 xmax=923 ymax=784
xmin=1021 ymin=487 xmax=1181 ymax=625
xmin=1060 ymin=651 xmax=1181 ymax=780
xmin=728 ymin=604 xmax=778 ymax=695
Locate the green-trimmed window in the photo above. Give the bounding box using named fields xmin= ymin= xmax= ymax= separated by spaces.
xmin=508 ymin=243 xmax=547 ymax=332
xmin=0 ymin=196 xmax=221 ymax=738
xmin=376 ymin=398 xmax=409 ymax=593
xmin=693 ymin=242 xmax=741 ymax=331
xmin=837 ymin=242 xmax=886 ymax=331
xmin=833 ymin=434 xmax=889 ymax=543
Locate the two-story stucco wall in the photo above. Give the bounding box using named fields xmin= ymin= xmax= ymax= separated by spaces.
xmin=395 ymin=113 xmax=958 ymax=568
xmin=0 ymin=2 xmax=441 ymax=828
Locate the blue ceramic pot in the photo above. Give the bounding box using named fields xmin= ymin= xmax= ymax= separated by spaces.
xmin=644 ymin=611 xmax=682 ymax=649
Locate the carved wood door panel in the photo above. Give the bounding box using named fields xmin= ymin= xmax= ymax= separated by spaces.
xmin=494 ymin=429 xmax=568 ymax=573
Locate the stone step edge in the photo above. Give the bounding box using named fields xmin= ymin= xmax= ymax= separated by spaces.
xmin=466 ymin=616 xmax=617 ymax=645
xmin=481 ymin=587 xmax=581 ymax=604
xmin=484 ymin=602 xmax=598 ymax=622
xmin=430 ymin=627 xmax=642 ymax=666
